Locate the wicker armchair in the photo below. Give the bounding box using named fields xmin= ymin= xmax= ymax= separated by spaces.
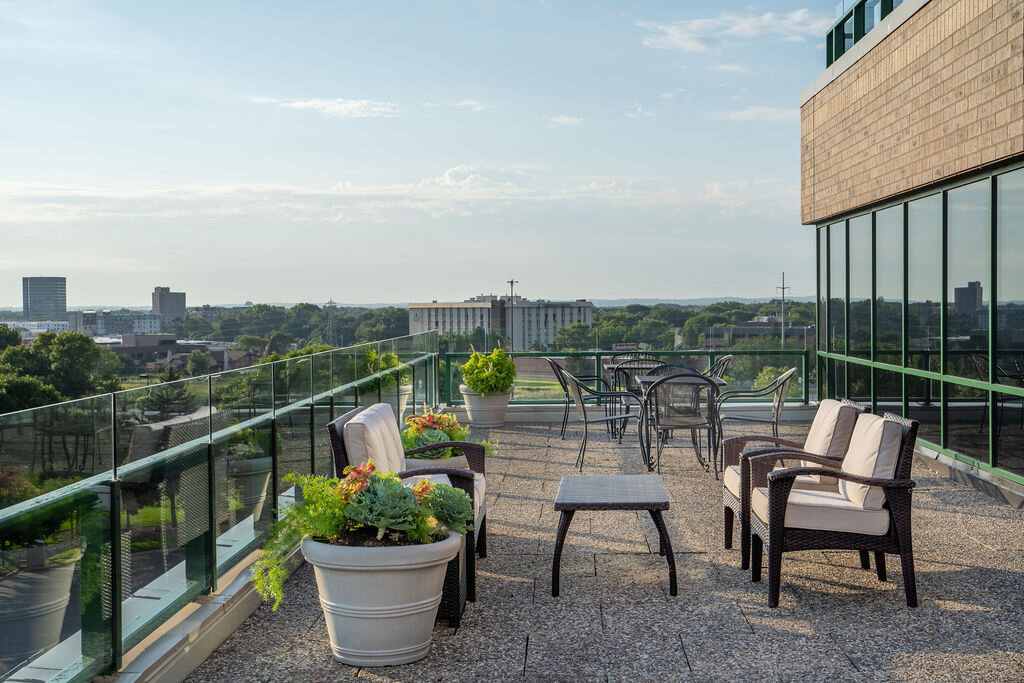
xmin=544 ymin=357 xmax=609 ymax=440
xmin=748 ymin=412 xmax=920 ymax=607
xmin=722 ymin=398 xmax=868 ymax=570
xmin=326 ymin=404 xmax=487 ymax=627
xmin=562 ymin=369 xmax=642 ymax=471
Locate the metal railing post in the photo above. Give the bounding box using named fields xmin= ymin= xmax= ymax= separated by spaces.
xmin=207 ymin=376 xmax=217 ymax=592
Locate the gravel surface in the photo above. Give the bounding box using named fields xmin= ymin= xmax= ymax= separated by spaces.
xmin=187 ymin=419 xmax=1024 ymax=682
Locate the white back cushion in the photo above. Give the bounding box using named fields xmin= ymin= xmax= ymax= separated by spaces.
xmin=839 ymin=414 xmax=904 ymax=510
xmin=802 ymin=399 xmax=860 ymax=459
xmin=343 ymin=403 xmax=405 ymax=474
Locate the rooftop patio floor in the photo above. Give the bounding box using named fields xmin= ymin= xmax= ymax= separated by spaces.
xmin=187 ymin=420 xmax=1024 ymax=682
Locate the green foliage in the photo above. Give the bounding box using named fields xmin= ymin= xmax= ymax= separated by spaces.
xmin=251 ymin=466 xmax=473 ymax=610
xmin=0 ymin=324 xmax=20 ymax=351
xmin=407 ymin=429 xmax=452 ymax=458
xmin=461 ymin=347 xmax=516 ymax=395
xmin=0 ymin=374 xmax=63 ymax=413
xmin=754 ymin=366 xmax=801 ymax=399
xmin=186 ymin=349 xmax=211 ymax=377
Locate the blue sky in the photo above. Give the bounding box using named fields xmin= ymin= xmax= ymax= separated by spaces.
xmin=0 ymin=1 xmax=834 ymax=308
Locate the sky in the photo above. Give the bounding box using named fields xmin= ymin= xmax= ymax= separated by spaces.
xmin=0 ymin=1 xmax=835 ymax=308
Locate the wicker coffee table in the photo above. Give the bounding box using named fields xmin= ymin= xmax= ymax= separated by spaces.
xmin=551 ymin=474 xmax=677 ymax=596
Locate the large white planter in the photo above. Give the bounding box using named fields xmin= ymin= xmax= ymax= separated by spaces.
xmin=227 ymin=455 xmax=273 ymax=522
xmin=301 ymin=531 xmax=461 ymax=666
xmin=0 ymin=563 xmax=75 ymax=674
xmin=459 ymin=385 xmax=512 ymax=427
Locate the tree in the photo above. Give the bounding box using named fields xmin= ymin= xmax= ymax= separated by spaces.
xmin=552 ymin=323 xmax=593 ymax=351
xmin=0 ymin=374 xmax=63 ymax=413
xmin=186 ymin=349 xmax=211 ymax=376
xmin=0 ymin=324 xmax=20 ymax=351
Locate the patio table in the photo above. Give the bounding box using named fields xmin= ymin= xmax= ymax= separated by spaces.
xmin=551 ymin=474 xmax=676 ymax=596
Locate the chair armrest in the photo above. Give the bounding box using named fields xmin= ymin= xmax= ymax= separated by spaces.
xmin=768 ymin=467 xmax=916 ymax=489
xmin=717 ymin=385 xmax=775 ymax=406
xmin=749 ymin=451 xmax=842 ymax=468
xmin=742 ymin=449 xmax=822 ymax=490
xmin=722 ymin=435 xmax=802 ymax=467
xmin=405 ymin=441 xmax=486 ymax=474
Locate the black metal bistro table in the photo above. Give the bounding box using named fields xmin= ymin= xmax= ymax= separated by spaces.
xmin=551 ymin=474 xmax=677 ymax=596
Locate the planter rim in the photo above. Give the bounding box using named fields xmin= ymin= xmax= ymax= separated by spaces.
xmin=301 ymin=531 xmax=461 ymax=570
xmin=458 ymin=384 xmax=513 ymax=397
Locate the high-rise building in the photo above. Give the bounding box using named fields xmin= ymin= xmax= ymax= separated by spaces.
xmin=152 ymin=286 xmax=186 ymax=320
xmin=803 ymin=0 xmax=1022 ymax=488
xmin=22 ymin=277 xmax=67 ymax=320
xmin=408 ymin=295 xmax=593 ymax=351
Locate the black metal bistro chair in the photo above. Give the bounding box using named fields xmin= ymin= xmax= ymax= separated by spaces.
xmin=644 ymin=372 xmax=721 ymax=474
xmin=705 ymin=355 xmax=734 ymax=380
xmin=562 ymin=369 xmax=642 ymax=471
xmin=716 ymin=367 xmax=798 ymax=447
xmin=544 ymin=357 xmax=610 ymax=440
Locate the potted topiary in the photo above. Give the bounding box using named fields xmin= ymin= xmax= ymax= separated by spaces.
xmin=459 ymin=347 xmax=516 ymax=427
xmin=251 ymin=461 xmax=473 ymax=667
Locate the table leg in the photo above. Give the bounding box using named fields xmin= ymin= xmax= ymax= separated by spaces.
xmin=551 ymin=510 xmax=575 ymax=597
xmin=648 ymin=510 xmax=677 ymax=596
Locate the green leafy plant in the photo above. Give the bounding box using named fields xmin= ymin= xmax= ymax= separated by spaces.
xmin=460 ymin=347 xmax=516 ymax=395
xmin=227 ymin=427 xmax=280 ymax=460
xmin=251 ymin=461 xmax=473 ymax=610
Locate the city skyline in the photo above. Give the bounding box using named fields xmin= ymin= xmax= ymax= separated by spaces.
xmin=0 ymin=2 xmax=830 ymax=306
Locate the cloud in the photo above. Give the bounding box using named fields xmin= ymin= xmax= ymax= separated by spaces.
xmin=637 ymin=9 xmax=832 ymax=53
xmin=714 ymin=106 xmax=798 ymax=122
xmin=660 ymin=89 xmax=686 ymax=100
xmin=626 ymin=103 xmax=654 ymax=119
xmin=546 ymin=115 xmax=586 ymax=127
xmin=452 ymin=100 xmax=489 ymax=112
xmin=713 ymin=63 xmax=753 ymax=75
xmin=250 ymin=97 xmax=400 ymax=118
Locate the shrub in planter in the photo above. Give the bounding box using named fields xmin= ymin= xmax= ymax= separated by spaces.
xmin=460 ymin=348 xmax=515 ymax=396
xmin=251 ymin=462 xmax=473 ymax=665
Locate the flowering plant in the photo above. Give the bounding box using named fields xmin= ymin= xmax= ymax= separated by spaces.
xmin=251 ymin=460 xmax=473 ymax=610
xmin=401 ymin=410 xmax=471 ymax=459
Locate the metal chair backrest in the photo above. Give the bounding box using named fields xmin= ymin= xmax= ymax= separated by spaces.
xmin=613 ymin=359 xmax=662 ymax=394
xmin=611 ymin=352 xmax=662 ymax=363
xmin=770 ymin=367 xmax=799 ymax=425
xmin=561 ymin=369 xmax=590 ymax=421
xmin=544 ymin=357 xmax=570 ymax=397
xmin=648 ymin=373 xmax=720 ymax=425
xmin=648 ymin=363 xmax=701 ymax=377
xmin=706 ymin=355 xmax=733 ymax=379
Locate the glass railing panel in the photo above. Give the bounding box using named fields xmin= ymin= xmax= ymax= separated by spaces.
xmin=211 ymin=365 xmax=273 ymax=577
xmin=119 ymin=435 xmax=211 ymax=651
xmin=311 ymin=353 xmax=334 ymax=477
xmin=510 ymin=355 xmax=566 ymax=402
xmin=352 ymin=343 xmax=376 ymax=407
xmin=115 ymin=378 xmax=211 ymax=469
xmin=274 ymin=358 xmax=312 ymax=507
xmin=330 ymin=348 xmax=357 ymax=415
xmin=0 ymin=485 xmax=113 ymax=682
xmin=0 ymin=395 xmax=113 ymax=514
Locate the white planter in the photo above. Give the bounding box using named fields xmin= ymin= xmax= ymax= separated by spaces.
xmin=0 ymin=563 xmax=75 ymax=674
xmin=227 ymin=455 xmax=273 ymax=522
xmin=301 ymin=531 xmax=461 ymax=667
xmin=460 ymin=385 xmax=512 ymax=427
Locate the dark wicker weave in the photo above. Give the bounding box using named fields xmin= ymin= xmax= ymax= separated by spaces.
xmin=544 ymin=357 xmax=610 ymax=440
xmin=326 ymin=407 xmax=487 ymax=626
xmin=551 ymin=475 xmax=676 ymax=597
xmin=748 ymin=413 xmax=920 ymax=608
xmin=722 ymin=398 xmax=869 ymax=570
xmin=562 ymin=369 xmax=642 ymax=471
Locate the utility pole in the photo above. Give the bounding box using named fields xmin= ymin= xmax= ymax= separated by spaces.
xmin=506 ymin=279 xmax=518 ymax=351
xmin=776 ymin=272 xmax=791 ymax=348
xmin=326 ymin=298 xmax=337 ymax=346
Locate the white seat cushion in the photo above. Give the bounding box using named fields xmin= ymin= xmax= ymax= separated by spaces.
xmin=343 ymin=403 xmax=406 ymax=474
xmin=799 ymin=399 xmax=860 ymax=485
xmin=726 ymin=463 xmax=837 ymax=500
xmin=751 ymin=486 xmax=890 ymax=536
xmin=724 ymin=465 xmax=742 ymax=498
xmin=839 ymin=414 xmax=904 ymax=510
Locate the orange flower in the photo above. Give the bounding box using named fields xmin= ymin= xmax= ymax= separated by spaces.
xmin=411 ymin=479 xmax=434 ymax=501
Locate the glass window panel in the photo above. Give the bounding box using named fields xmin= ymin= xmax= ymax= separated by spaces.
xmin=849 ymin=215 xmax=871 ymax=358
xmin=828 ymin=358 xmax=846 ymax=399
xmin=818 ymin=227 xmax=827 ymax=349
xmin=843 ymin=15 xmax=854 ymax=51
xmin=907 ymin=194 xmax=942 ymax=372
xmin=829 ymin=222 xmax=846 ymax=353
xmin=994 ymin=389 xmax=1024 ymax=476
xmin=945 ymin=381 xmax=989 ymax=464
xmin=865 ymin=0 xmax=881 ymax=32
xmin=996 ymin=168 xmax=1024 ymax=381
xmin=946 ymin=180 xmax=990 ymax=379
xmin=906 ymin=375 xmax=940 ymax=444
xmin=847 ymin=362 xmax=871 ymax=404
xmin=874 ymin=367 xmax=903 ymax=415
xmin=875 ymin=205 xmax=904 ymax=366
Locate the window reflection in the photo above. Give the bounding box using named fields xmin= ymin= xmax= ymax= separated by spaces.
xmin=946 ymin=381 xmax=989 ymax=464
xmin=997 ymin=168 xmax=1024 ymax=381
xmin=830 ymin=222 xmax=846 ymax=353
xmin=849 ymin=215 xmax=871 ymax=357
xmin=946 ymin=180 xmax=989 ymax=379
xmin=994 ymin=389 xmax=1024 ymax=476
xmin=907 ymin=195 xmax=941 ymax=372
xmin=906 ymin=375 xmax=940 ymax=444
xmin=875 ymin=205 xmax=903 ymax=366
xmin=874 ymin=367 xmax=903 ymax=415
xmin=818 ymin=228 xmax=827 ymax=350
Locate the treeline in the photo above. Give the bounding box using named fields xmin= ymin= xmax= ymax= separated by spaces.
xmin=167 ymin=304 xmax=408 ymax=349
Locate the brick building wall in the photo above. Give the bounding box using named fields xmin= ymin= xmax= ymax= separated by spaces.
xmin=801 ymin=0 xmax=1024 ymax=224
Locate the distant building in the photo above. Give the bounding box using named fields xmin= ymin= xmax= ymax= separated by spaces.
xmin=409 ymin=295 xmax=593 ymax=351
xmin=22 ymin=277 xmax=67 ymax=320
xmin=152 ymin=286 xmax=187 ymax=320
xmin=953 ymin=281 xmax=983 ymax=315
xmin=68 ymin=310 xmax=166 ymax=336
